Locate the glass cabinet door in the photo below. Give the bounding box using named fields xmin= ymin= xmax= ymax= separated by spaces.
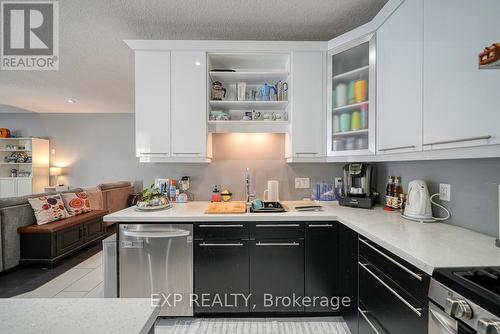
xmin=328 ymin=34 xmax=375 ymax=156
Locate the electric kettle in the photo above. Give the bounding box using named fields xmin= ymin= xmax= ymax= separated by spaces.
xmin=402 ymin=180 xmax=450 ymax=223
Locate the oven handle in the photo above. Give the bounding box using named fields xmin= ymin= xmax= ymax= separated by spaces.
xmin=122 ymin=230 xmax=190 ymax=238
xmin=429 ymin=303 xmax=457 ymax=334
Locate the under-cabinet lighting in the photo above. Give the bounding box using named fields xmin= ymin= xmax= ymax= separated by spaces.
xmin=194 ymin=61 xmax=201 ymax=66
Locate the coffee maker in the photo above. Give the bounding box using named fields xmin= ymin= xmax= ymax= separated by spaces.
xmin=339 ymin=163 xmax=377 ymax=209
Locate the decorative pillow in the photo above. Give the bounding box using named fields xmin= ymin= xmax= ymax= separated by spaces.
xmin=28 ymin=194 xmax=70 ymax=225
xmin=61 ymin=191 xmax=92 ymax=216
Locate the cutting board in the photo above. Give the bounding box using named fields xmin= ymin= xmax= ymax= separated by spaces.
xmin=285 ymin=200 xmax=323 ymax=211
xmin=205 ymin=201 xmax=247 ymax=214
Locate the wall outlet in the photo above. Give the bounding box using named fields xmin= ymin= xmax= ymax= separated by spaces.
xmin=295 ymin=177 xmax=310 ymax=189
xmin=439 ymin=183 xmax=451 ymax=202
xmin=334 ymin=177 xmax=343 ymax=187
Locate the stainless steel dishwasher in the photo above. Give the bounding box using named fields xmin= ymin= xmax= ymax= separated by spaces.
xmin=119 ymin=224 xmax=193 ymax=316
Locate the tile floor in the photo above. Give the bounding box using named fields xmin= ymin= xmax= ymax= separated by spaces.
xmin=14 ymin=252 xmax=104 ymax=298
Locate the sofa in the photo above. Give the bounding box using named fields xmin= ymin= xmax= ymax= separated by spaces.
xmin=0 ymin=181 xmax=134 ymax=272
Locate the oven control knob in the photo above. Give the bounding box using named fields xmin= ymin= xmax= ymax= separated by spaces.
xmin=477 ymin=318 xmax=500 ymax=334
xmin=445 ymin=297 xmax=473 ymax=320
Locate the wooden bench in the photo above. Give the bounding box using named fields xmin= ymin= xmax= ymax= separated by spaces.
xmin=17 ymin=210 xmax=108 ymax=267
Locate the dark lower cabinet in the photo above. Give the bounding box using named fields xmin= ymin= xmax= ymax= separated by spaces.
xmin=359 ymin=262 xmax=428 ymax=334
xmin=305 ymin=222 xmax=339 ymax=312
xmin=194 ymin=240 xmax=249 ymax=313
xmin=339 ymin=224 xmax=359 ymax=334
xmin=249 ymin=240 xmax=304 ymax=313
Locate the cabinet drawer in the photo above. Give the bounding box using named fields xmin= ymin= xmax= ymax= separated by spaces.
xmin=358 ymin=306 xmax=385 ymax=334
xmin=250 ymin=222 xmax=304 ymax=240
xmin=194 ymin=223 xmax=248 ymax=240
xmin=359 ymin=238 xmax=429 ymax=303
xmin=359 ymin=261 xmax=427 ymax=334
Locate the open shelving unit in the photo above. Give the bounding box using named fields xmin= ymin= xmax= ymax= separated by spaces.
xmin=207 ymin=53 xmax=291 ymax=133
xmin=0 ymin=137 xmax=49 ymax=198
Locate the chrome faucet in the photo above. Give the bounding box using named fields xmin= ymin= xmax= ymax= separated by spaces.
xmin=245 ymin=168 xmax=255 ymax=203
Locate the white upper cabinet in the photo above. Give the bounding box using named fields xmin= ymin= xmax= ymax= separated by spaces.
xmin=171 ymin=51 xmax=207 ymax=157
xmin=290 ymin=51 xmax=325 ymax=157
xmin=422 ymin=0 xmax=500 ymax=150
xmin=376 ymin=0 xmax=423 ymax=154
xmin=135 ymin=51 xmax=171 ymax=157
xmin=328 ymin=35 xmax=376 ymax=157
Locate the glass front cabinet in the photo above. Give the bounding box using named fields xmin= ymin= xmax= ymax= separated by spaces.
xmin=327 ymin=33 xmax=376 ymax=156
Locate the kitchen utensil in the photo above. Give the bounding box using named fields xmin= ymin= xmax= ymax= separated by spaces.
xmin=354 ymin=80 xmax=368 ymax=103
xmin=335 ymin=83 xmax=347 ymax=107
xmin=237 ymin=82 xmax=246 ymax=101
xmin=348 ymin=81 xmax=356 ymax=104
xmin=260 ymin=83 xmax=277 ymax=101
xmin=263 ymin=180 xmax=279 ymax=202
xmin=402 ymin=180 xmax=450 ymax=222
xmin=205 ymin=201 xmax=247 ymax=214
xmin=339 ymin=113 xmax=351 ymax=132
xmin=351 ymin=111 xmax=362 ymax=131
xmin=211 ymin=81 xmax=226 ymax=100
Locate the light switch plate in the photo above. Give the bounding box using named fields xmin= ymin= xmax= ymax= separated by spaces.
xmin=295 ymin=177 xmax=310 ymax=189
xmin=439 ymin=183 xmax=451 ymax=202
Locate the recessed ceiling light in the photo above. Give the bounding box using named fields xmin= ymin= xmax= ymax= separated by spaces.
xmin=66 ymin=98 xmax=76 ymax=104
xmin=194 ymin=61 xmax=201 ymax=66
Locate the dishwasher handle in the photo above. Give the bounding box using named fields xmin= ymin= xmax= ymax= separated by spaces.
xmin=122 ymin=229 xmax=190 ymax=238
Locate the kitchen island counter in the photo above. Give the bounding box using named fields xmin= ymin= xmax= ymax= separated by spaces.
xmin=105 ymin=201 xmax=500 ymax=275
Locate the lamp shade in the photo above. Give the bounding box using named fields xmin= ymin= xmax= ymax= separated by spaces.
xmin=49 ymin=167 xmax=62 ymax=176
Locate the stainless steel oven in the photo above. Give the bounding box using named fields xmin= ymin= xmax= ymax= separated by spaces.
xmin=429 ymin=278 xmax=500 ymax=334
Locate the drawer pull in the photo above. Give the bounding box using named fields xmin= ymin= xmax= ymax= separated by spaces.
xmin=359 ymin=239 xmax=423 ymax=281
xmin=378 ymin=145 xmax=416 ymax=152
xmin=256 ymin=242 xmax=300 ymax=246
xmin=423 ymin=135 xmax=492 ymax=146
xmin=358 ymin=307 xmax=383 ymax=334
xmin=359 ymin=262 xmax=423 ymax=317
xmin=255 ymin=224 xmax=300 ymax=227
xmin=308 ymin=224 xmax=333 ymax=227
xmin=199 ymin=243 xmax=243 ymax=247
xmin=198 ymin=224 xmax=244 ymax=228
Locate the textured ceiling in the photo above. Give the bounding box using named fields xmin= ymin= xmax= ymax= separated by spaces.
xmin=0 ymin=0 xmax=387 ymax=114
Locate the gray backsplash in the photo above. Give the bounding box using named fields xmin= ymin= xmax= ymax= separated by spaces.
xmin=3 ymin=113 xmax=499 ymax=237
xmin=376 ymin=159 xmax=500 ymax=237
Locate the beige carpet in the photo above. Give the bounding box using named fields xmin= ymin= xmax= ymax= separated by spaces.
xmin=155 ymin=317 xmax=351 ymax=334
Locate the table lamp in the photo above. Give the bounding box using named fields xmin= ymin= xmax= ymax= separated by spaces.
xmin=49 ymin=166 xmax=62 ymax=186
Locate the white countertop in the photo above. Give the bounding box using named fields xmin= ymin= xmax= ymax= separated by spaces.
xmin=105 ymin=201 xmax=500 ymax=275
xmin=0 ymin=298 xmax=159 ymax=334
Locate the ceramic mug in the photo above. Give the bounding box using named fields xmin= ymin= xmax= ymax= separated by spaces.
xmin=335 ymin=83 xmax=347 ymax=107
xmin=354 ymin=80 xmax=368 ymax=103
xmin=351 ymin=111 xmax=362 ymax=131
xmin=339 ymin=113 xmax=351 ymax=132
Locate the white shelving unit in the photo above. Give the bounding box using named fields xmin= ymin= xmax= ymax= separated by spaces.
xmin=207 ymin=53 xmax=291 ymax=134
xmin=0 ymin=137 xmax=49 ymax=198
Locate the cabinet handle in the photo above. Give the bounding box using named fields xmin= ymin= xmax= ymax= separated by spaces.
xmin=295 ymin=152 xmax=319 ymax=155
xmin=199 ymin=243 xmax=243 ymax=247
xmin=172 ymin=152 xmax=201 ymax=155
xmin=255 ymin=224 xmax=300 ymax=227
xmin=359 ymin=239 xmax=423 ymax=281
xmin=378 ymin=145 xmax=416 ymax=152
xmin=256 ymin=242 xmax=300 ymax=246
xmin=308 ymin=224 xmax=333 ymax=227
xmin=138 ymin=152 xmax=169 ymax=155
xmin=423 ymin=135 xmax=492 ymax=146
xmin=358 ymin=307 xmax=383 ymax=334
xmin=198 ymin=224 xmax=243 ymax=228
xmin=359 ymin=262 xmax=423 ymax=317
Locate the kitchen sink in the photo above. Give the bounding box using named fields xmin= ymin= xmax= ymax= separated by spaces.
xmin=249 ymin=201 xmax=287 ymax=213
